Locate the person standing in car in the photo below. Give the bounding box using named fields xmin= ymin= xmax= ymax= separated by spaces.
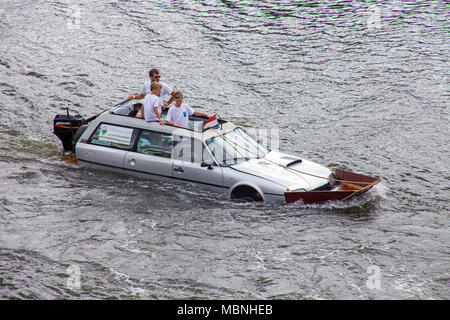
xmin=144 ymin=82 xmax=164 ymax=126
xmin=128 ymin=68 xmax=175 ymax=112
xmin=166 ymin=91 xmax=210 ymax=129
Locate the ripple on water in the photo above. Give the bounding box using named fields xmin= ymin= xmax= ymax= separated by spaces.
xmin=0 ymin=0 xmax=448 ymax=300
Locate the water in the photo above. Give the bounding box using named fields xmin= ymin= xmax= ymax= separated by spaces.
xmin=0 ymin=0 xmax=448 ymax=300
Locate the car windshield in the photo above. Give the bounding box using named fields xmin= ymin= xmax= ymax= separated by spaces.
xmin=206 ymin=128 xmax=269 ymax=166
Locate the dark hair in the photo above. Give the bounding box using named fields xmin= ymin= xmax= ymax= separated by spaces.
xmin=149 ymin=68 xmax=159 ymax=77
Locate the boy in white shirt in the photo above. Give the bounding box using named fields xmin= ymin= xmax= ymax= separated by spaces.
xmin=144 ymin=82 xmax=164 ymax=126
xmin=166 ymin=92 xmax=210 ymax=129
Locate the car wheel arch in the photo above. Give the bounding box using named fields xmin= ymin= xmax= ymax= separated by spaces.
xmin=229 ymin=183 xmax=265 ymax=202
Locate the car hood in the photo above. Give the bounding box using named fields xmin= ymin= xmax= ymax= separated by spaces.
xmin=231 ymin=151 xmax=332 ymax=191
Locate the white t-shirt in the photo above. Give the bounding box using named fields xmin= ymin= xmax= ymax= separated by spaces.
xmin=144 ymin=94 xmax=162 ymax=122
xmin=141 ymin=81 xmax=173 ymax=104
xmin=166 ymin=103 xmax=195 ymax=129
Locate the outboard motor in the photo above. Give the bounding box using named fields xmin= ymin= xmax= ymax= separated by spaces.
xmin=53 ymin=113 xmax=85 ymax=152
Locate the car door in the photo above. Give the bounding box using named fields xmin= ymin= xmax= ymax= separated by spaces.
xmin=123 ymin=129 xmax=173 ymax=180
xmin=84 ymin=123 xmax=138 ymax=170
xmin=172 ymin=136 xmax=224 ymax=193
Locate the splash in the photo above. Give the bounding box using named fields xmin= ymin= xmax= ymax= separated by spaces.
xmin=60 ymin=153 xmax=78 ymax=165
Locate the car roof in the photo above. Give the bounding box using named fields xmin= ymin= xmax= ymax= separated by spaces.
xmin=94 ymin=110 xmax=237 ymax=141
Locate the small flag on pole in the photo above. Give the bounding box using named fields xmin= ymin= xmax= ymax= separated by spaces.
xmin=203 ymin=115 xmax=219 ymax=130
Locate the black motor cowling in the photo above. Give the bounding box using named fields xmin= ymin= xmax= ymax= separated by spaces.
xmin=53 ymin=114 xmax=85 ymax=152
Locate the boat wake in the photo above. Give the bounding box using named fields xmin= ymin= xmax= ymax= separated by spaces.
xmin=284 ymin=184 xmax=386 ymax=214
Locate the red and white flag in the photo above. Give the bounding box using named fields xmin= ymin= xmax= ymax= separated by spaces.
xmin=203 ymin=115 xmax=219 ymax=130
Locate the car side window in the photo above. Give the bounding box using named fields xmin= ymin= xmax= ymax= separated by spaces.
xmin=89 ymin=123 xmax=138 ymax=150
xmin=136 ymin=130 xmax=172 ymax=158
xmin=173 ymin=137 xmax=211 ymax=164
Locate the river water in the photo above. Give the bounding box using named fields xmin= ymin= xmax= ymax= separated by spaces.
xmin=0 ymin=0 xmax=448 ymax=300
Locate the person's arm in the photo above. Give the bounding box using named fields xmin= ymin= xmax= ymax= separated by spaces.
xmin=165 ymin=109 xmax=179 ymax=126
xmin=193 ymin=111 xmax=210 ymax=118
xmin=165 ymin=120 xmax=180 ymax=126
xmin=162 ymin=90 xmax=176 ymax=110
xmin=128 ymin=93 xmax=145 ymax=101
xmin=154 ymin=106 xmax=164 ymax=125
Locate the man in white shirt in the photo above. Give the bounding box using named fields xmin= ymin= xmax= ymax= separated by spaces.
xmin=144 ymin=82 xmax=164 ymax=126
xmin=166 ymin=91 xmax=210 ymax=129
xmin=128 ymin=68 xmax=175 ymax=111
